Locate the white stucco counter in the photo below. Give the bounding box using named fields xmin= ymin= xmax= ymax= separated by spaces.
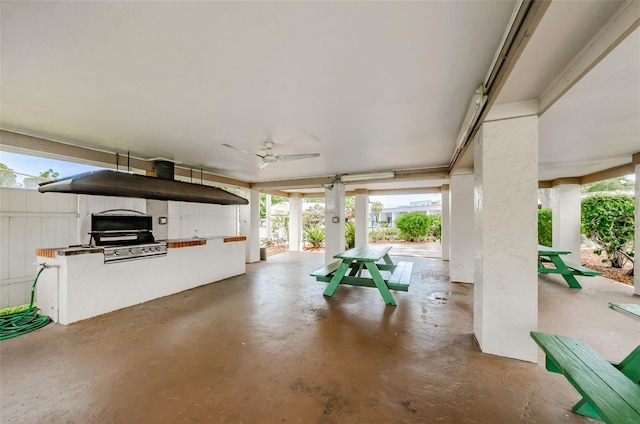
xmin=36 ymin=236 xmax=246 ymax=324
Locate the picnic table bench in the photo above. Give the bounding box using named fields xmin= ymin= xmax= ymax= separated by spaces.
xmin=310 ymin=245 xmax=412 ymax=306
xmin=531 ymin=331 xmax=640 ymax=423
xmin=538 ymin=245 xmax=601 ymax=288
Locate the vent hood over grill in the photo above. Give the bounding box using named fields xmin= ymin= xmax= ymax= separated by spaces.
xmin=38 ymin=169 xmax=248 ymax=205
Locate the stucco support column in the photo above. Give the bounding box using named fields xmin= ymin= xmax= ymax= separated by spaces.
xmin=635 ymin=153 xmax=640 ymax=295
xmin=550 ymin=179 xmax=582 ymax=263
xmin=239 ymin=189 xmax=260 ymax=263
xmin=289 ymin=193 xmax=302 ymax=252
xmin=449 ymin=173 xmax=475 ymax=283
xmin=474 ymin=116 xmax=538 ymax=362
xmin=355 ymin=189 xmax=369 ymax=247
xmin=325 ymin=183 xmax=345 ymax=264
xmin=441 ymin=184 xmax=450 ymax=261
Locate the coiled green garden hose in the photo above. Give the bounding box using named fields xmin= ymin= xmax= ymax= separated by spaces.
xmin=0 ymin=266 xmax=51 ymax=341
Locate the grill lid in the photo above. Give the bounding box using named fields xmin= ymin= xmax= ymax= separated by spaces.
xmin=38 ymin=169 xmax=249 ymax=205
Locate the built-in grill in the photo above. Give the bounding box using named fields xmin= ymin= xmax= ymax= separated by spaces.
xmin=90 ymin=210 xmax=167 ymax=263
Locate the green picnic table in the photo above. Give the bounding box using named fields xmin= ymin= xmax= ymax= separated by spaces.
xmin=310 ymin=245 xmax=413 ymax=306
xmin=538 ymin=244 xmax=601 ymax=289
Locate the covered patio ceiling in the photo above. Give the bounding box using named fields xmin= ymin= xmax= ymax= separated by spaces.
xmin=1 ymin=1 xmax=638 ymax=195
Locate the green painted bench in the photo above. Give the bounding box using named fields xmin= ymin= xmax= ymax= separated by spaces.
xmin=310 ymin=261 xmax=412 ymax=292
xmin=538 ymin=245 xmax=601 ymax=288
xmin=531 ymin=331 xmax=640 ymax=423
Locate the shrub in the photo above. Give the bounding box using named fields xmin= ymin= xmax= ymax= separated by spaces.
xmin=395 ymin=212 xmax=430 ymax=241
xmin=538 ymin=209 xmax=552 ymax=247
xmin=303 ymin=204 xmax=325 ymax=231
xmin=369 ymin=228 xmax=400 ymax=242
xmin=304 ymin=225 xmax=325 ymax=248
xmin=428 ymin=214 xmax=442 ymax=241
xmin=345 ymin=221 xmax=355 ymax=249
xmin=581 ymin=194 xmax=634 ymax=269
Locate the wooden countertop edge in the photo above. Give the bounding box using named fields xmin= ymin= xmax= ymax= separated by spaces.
xmin=37 ymin=236 xmax=247 ymax=255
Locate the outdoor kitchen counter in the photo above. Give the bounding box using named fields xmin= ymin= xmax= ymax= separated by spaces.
xmin=36 ymin=235 xmax=246 ymax=325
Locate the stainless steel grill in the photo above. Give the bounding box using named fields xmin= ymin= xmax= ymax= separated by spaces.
xmin=90 ymin=210 xmax=167 ymax=263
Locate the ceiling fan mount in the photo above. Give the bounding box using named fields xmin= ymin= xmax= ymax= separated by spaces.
xmin=223 ymin=139 xmax=320 ymax=169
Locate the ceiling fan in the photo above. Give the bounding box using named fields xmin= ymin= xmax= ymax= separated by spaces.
xmin=223 ymin=140 xmax=320 ymax=169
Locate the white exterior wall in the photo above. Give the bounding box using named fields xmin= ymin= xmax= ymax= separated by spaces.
xmin=289 ymin=194 xmax=302 ymax=252
xmin=636 ymin=163 xmax=640 ymax=295
xmin=239 ymin=189 xmax=260 ymax=263
xmin=1 ymin=187 xmax=243 ymax=308
xmin=550 ymin=184 xmax=581 ymax=263
xmin=355 ymin=193 xmax=368 ymax=247
xmin=474 ymin=116 xmax=538 ymax=362
xmin=325 ymin=183 xmax=345 ymax=264
xmin=441 ymin=185 xmax=450 ymax=261
xmin=449 ymin=174 xmax=475 ymax=283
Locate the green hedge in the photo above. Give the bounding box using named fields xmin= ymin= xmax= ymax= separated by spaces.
xmin=538 ymin=209 xmax=552 ymax=247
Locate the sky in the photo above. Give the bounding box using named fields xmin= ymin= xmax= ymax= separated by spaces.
xmin=0 ymin=151 xmax=101 ymax=179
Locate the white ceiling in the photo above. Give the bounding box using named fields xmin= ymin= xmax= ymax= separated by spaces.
xmin=1 ymin=1 xmax=638 ymax=192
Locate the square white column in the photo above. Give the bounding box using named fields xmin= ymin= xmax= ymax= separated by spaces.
xmin=474 ymin=116 xmax=538 ymax=362
xmin=550 ymin=182 xmax=581 ymax=263
xmin=325 ymin=183 xmax=345 ymax=264
xmin=355 ymin=191 xmax=369 ymax=247
xmin=450 ymin=174 xmax=475 ymax=283
xmin=289 ymin=193 xmax=302 ymax=252
xmin=441 ymin=184 xmax=450 ymax=261
xmin=635 ymin=163 xmax=640 ymax=295
xmin=239 ymin=189 xmax=260 ymax=263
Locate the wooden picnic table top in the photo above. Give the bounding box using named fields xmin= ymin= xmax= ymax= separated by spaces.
xmin=538 ymin=245 xmax=571 ymax=255
xmin=609 ymin=302 xmax=640 ymax=321
xmin=334 ymin=245 xmax=392 ymax=262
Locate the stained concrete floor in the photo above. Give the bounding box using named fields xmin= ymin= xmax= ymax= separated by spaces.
xmin=1 ymin=252 xmax=638 ymax=423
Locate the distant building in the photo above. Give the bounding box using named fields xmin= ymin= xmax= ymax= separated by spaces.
xmin=373 ymin=200 xmax=442 ymax=227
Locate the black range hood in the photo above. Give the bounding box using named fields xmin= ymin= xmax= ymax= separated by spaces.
xmin=38 ymin=168 xmax=248 ymax=205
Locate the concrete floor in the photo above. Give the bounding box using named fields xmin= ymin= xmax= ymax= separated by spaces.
xmin=1 ymin=252 xmax=638 ymax=423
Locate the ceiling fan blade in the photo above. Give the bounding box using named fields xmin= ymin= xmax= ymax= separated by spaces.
xmin=259 ymin=161 xmax=270 ymax=170
xmin=276 ymin=153 xmax=320 ymax=161
xmin=222 ymin=143 xmax=257 ymax=156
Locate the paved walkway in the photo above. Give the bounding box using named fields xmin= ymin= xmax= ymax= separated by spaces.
xmin=376 ymin=241 xmax=442 ymax=259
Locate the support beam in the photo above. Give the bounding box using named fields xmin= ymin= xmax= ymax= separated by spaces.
xmin=289 ymin=193 xmax=302 ymax=252
xmin=449 ymin=174 xmax=475 ymax=283
xmin=355 ymin=191 xmax=369 ymax=247
xmin=324 ymin=183 xmax=345 ymax=265
xmin=539 ymin=0 xmax=640 ymax=115
xmin=239 ymin=189 xmax=260 ymax=263
xmin=441 ymin=184 xmax=450 ymax=261
xmin=551 ymin=182 xmax=581 ymax=263
xmin=636 ymin=161 xmax=640 ymax=296
xmin=474 ymin=115 xmax=539 ymax=362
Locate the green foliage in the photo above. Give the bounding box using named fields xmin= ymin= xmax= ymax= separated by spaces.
xmin=259 ymin=194 xmax=286 ymax=219
xmin=538 ymin=209 xmax=552 ymax=247
xmin=581 ymin=194 xmax=635 ymax=269
xmin=369 ymin=227 xmax=400 ymax=242
xmin=581 ymin=176 xmax=634 ymax=193
xmin=302 ymin=203 xmax=325 ymax=231
xmin=304 ymin=225 xmax=325 ymax=248
xmin=395 ymin=212 xmax=431 ymax=241
xmin=345 ymin=221 xmax=355 ymax=248
xmin=428 ymin=214 xmax=442 ymax=241
xmin=370 ymin=201 xmax=384 ymax=224
xmin=23 ymin=168 xmax=60 ymax=189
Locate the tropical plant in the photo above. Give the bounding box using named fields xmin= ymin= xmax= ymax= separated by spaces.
xmin=345 ymin=221 xmax=355 ymax=248
xmin=370 ymin=201 xmax=384 ymax=225
xmin=538 ymin=208 xmax=552 ymax=247
xmin=304 ymin=225 xmax=325 ymax=248
xmin=581 ymin=194 xmax=634 ymax=270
